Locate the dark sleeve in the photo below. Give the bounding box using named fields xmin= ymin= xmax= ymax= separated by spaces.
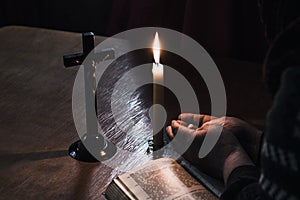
xmin=220 ymin=166 xmax=268 ymax=200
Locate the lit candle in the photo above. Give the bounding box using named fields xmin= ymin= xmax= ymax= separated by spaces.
xmin=152 ymin=32 xmax=164 ymax=148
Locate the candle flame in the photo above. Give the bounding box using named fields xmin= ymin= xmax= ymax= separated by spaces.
xmin=153 ymin=32 xmax=160 ymax=64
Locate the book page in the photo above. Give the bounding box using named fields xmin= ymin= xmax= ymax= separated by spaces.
xmin=178 ymin=158 xmax=224 ymax=197
xmin=118 ymin=158 xmax=217 ymax=200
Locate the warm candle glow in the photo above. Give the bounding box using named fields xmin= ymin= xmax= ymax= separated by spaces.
xmin=153 ymin=32 xmax=160 ymax=64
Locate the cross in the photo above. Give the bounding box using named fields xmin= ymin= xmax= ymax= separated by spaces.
xmin=63 ymin=32 xmax=115 ymax=162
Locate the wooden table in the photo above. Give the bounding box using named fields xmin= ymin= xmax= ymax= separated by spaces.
xmin=0 ymin=26 xmax=271 ymax=200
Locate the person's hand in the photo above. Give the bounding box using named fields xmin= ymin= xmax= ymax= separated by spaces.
xmin=166 ymin=114 xmax=255 ymax=183
xmin=176 ymin=114 xmax=263 ymax=164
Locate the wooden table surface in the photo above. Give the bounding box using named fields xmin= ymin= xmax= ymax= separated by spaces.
xmin=0 ymin=26 xmax=271 ymax=200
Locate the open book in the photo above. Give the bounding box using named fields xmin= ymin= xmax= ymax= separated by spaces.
xmin=105 ymin=158 xmax=224 ymax=200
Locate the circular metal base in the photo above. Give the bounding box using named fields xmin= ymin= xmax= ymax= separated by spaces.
xmin=68 ymin=134 xmax=117 ymax=162
xmin=146 ymin=140 xmax=164 ymax=154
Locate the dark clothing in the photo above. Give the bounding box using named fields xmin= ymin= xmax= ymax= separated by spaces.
xmin=221 ymin=67 xmax=300 ymax=200
xmin=222 ymin=19 xmax=300 ymax=200
xmin=221 ymin=166 xmax=267 ymax=199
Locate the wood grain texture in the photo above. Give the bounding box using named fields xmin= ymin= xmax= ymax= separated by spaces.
xmin=0 ymin=26 xmax=112 ymax=200
xmin=0 ymin=26 xmax=271 ymax=200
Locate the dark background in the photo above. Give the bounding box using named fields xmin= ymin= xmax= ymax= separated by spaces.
xmin=0 ymin=0 xmax=268 ymax=62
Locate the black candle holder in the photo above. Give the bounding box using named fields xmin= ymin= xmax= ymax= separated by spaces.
xmin=68 ymin=134 xmax=116 ymax=162
xmin=146 ymin=129 xmax=166 ymax=154
xmin=146 ymin=139 xmax=164 ymax=154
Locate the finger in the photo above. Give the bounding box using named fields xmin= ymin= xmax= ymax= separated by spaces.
xmin=171 ymin=120 xmax=195 ymax=136
xmin=166 ymin=126 xmax=174 ymax=139
xmin=176 ymin=120 xmax=188 ymax=127
xmin=177 ymin=119 xmax=199 ymax=130
xmin=169 ymin=120 xmax=189 ymax=137
xmin=178 ymin=113 xmax=217 ymax=126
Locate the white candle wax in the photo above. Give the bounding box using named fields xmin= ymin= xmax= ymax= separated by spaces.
xmin=152 ymin=62 xmax=164 ymax=148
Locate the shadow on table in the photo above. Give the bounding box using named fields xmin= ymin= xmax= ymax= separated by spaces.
xmin=0 ymin=150 xmax=68 ymax=167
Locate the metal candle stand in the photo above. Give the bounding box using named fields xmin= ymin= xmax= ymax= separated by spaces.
xmin=63 ymin=32 xmax=116 ymax=162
